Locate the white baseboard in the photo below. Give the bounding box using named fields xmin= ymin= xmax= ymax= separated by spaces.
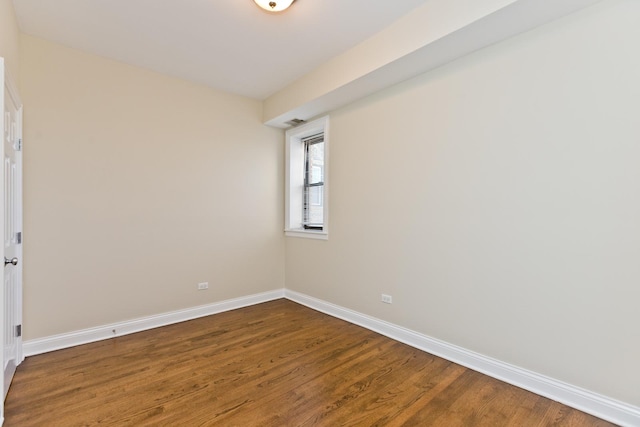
xmin=22 ymin=288 xmax=639 ymax=426
xmin=284 ymin=290 xmax=640 ymax=427
xmin=23 ymin=289 xmax=285 ymax=357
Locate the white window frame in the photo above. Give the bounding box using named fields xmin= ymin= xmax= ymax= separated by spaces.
xmin=285 ymin=116 xmax=329 ymax=240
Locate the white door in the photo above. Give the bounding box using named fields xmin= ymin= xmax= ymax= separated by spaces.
xmin=1 ymin=59 xmax=23 ymax=401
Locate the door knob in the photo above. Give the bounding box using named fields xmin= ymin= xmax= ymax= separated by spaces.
xmin=4 ymin=257 xmax=18 ymax=266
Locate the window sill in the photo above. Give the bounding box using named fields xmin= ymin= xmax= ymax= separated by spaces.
xmin=285 ymin=229 xmax=328 ymax=240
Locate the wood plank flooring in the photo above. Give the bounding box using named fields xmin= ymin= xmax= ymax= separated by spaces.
xmin=4 ymin=299 xmax=615 ymax=426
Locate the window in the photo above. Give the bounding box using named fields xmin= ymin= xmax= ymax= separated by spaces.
xmin=303 ymin=135 xmax=324 ymax=229
xmin=285 ymin=116 xmax=329 ymax=239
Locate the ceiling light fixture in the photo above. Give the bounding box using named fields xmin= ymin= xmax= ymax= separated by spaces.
xmin=253 ymin=0 xmax=295 ymax=13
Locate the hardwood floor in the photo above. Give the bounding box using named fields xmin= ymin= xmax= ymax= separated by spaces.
xmin=5 ymin=299 xmax=615 ymax=426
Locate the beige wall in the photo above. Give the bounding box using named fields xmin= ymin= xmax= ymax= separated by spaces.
xmin=0 ymin=0 xmax=20 ymax=81
xmin=20 ymin=35 xmax=285 ymax=340
xmin=286 ymin=0 xmax=640 ymax=406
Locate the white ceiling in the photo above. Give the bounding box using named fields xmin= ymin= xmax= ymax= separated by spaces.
xmin=12 ymin=0 xmax=429 ymax=100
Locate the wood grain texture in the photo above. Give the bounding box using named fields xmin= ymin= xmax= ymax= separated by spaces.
xmin=4 ymin=299 xmax=615 ymax=426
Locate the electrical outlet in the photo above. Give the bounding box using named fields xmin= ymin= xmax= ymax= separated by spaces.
xmin=198 ymin=282 xmax=209 ymax=290
xmin=381 ymin=294 xmax=392 ymax=304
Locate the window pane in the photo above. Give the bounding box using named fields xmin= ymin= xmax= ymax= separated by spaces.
xmin=311 ymin=165 xmax=322 ymax=184
xmin=305 ymin=185 xmax=323 ymax=225
xmin=310 ymin=185 xmax=323 ymax=206
xmin=308 ymin=142 xmax=324 ymax=184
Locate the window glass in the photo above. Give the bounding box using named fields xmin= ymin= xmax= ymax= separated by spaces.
xmin=304 ymin=140 xmax=324 ymax=228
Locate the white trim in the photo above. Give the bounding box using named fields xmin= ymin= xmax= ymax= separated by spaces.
xmin=23 ymin=289 xmax=285 ymax=357
xmin=284 ymin=289 xmax=640 ymax=427
xmin=285 ymin=229 xmax=328 ymax=240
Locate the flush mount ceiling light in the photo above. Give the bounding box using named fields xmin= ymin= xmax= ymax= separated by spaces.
xmin=253 ymin=0 xmax=295 ymax=13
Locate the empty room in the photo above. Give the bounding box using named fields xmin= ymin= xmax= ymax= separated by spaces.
xmin=0 ymin=0 xmax=638 ymax=425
